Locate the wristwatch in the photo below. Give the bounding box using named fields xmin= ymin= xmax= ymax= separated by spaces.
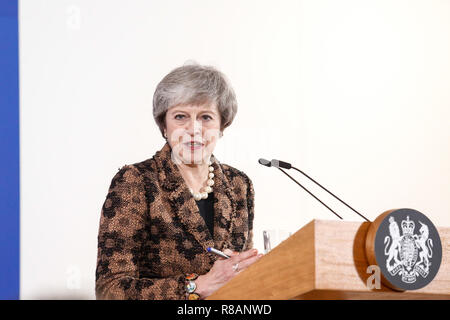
xmin=185 ymin=273 xmax=200 ymax=300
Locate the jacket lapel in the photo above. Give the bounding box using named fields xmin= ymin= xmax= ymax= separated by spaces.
xmin=211 ymin=158 xmax=235 ymax=251
xmin=154 ymin=143 xmax=235 ymax=252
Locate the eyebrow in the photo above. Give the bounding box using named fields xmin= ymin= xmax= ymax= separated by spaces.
xmin=199 ymin=110 xmax=218 ymax=115
xmin=170 ymin=108 xmax=218 ymax=115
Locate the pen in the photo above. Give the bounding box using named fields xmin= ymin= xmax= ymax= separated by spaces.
xmin=207 ymin=247 xmax=230 ymax=259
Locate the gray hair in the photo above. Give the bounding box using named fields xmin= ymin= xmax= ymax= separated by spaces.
xmin=153 ymin=63 xmax=238 ymax=137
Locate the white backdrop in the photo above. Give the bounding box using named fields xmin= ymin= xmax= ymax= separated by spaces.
xmin=20 ymin=0 xmax=450 ymax=299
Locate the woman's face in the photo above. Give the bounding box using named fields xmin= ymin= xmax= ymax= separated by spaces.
xmin=165 ymin=103 xmax=221 ymax=165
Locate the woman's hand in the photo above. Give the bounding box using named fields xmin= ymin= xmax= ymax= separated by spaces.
xmin=195 ymin=248 xmax=263 ymax=298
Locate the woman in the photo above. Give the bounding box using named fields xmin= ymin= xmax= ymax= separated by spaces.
xmin=95 ymin=64 xmax=261 ymax=300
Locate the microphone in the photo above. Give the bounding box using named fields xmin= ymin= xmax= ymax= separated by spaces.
xmin=258 ymin=158 xmax=271 ymax=167
xmin=270 ymin=159 xmax=292 ymax=169
xmin=258 ymin=158 xmax=292 ymax=169
xmin=258 ymin=158 xmax=370 ymax=222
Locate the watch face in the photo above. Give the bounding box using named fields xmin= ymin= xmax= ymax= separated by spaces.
xmin=186 ymin=281 xmax=197 ymax=293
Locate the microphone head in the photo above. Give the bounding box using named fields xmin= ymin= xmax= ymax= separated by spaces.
xmin=258 ymin=158 xmax=272 ymax=167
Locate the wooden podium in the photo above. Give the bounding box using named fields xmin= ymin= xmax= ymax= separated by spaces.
xmin=207 ymin=220 xmax=450 ymax=300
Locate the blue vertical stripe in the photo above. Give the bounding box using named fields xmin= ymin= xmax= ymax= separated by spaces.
xmin=0 ymin=0 xmax=20 ymax=300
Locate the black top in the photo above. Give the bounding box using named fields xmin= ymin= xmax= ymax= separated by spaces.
xmin=195 ymin=193 xmax=215 ymax=237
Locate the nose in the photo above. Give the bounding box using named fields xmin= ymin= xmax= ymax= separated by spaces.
xmin=186 ymin=118 xmax=202 ymax=137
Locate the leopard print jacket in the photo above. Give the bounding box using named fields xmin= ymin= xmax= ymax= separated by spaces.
xmin=95 ymin=142 xmax=255 ymax=300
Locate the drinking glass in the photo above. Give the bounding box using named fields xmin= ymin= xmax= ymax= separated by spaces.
xmin=262 ymin=229 xmax=292 ymax=254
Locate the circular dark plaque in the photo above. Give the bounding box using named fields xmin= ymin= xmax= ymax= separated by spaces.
xmin=366 ymin=208 xmax=442 ymax=291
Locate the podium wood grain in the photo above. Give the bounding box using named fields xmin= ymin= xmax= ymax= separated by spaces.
xmin=207 ymin=219 xmax=450 ymax=300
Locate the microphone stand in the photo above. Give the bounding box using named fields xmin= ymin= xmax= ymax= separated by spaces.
xmin=290 ymin=166 xmax=370 ymax=222
xmin=260 ymin=158 xmax=371 ymax=222
xmin=277 ymin=167 xmax=344 ymax=220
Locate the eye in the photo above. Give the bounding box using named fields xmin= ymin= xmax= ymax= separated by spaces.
xmin=202 ymin=115 xmax=213 ymax=121
xmin=174 ymin=114 xmax=185 ymax=120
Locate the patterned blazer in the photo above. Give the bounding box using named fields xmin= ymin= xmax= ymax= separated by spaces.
xmin=95 ymin=142 xmax=255 ymax=300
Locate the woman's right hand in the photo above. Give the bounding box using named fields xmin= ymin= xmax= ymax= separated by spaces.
xmin=195 ymin=248 xmax=263 ymax=298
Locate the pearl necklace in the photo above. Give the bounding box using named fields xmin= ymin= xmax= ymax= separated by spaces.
xmin=189 ymin=160 xmax=214 ymax=201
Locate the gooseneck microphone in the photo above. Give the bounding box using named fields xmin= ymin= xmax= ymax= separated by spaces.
xmin=258 ymin=158 xmax=370 ymax=222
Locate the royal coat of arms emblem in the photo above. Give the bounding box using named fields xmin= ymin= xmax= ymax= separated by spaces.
xmin=384 ymin=216 xmax=433 ymax=284
xmin=366 ymin=208 xmax=442 ymax=291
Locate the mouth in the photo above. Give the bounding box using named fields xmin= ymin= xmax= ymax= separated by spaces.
xmin=183 ymin=141 xmax=204 ymax=150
